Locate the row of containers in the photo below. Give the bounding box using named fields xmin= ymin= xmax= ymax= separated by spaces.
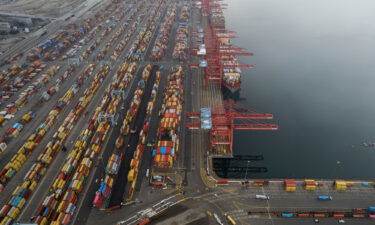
xmin=95 ymin=22 xmax=125 ymax=61
xmin=150 ymin=3 xmax=177 ymax=61
xmin=1 ymin=56 xmax=82 ymax=152
xmin=26 ymin=2 xmax=126 ymax=62
xmin=92 ymin=65 xmax=157 ymax=208
xmin=0 ymin=0 xmax=160 ymax=222
xmin=0 ymin=0 xmax=123 ymax=104
xmin=85 ymin=3 xmax=138 ymax=60
xmin=153 ymin=66 xmax=185 ymax=168
xmin=172 ymin=5 xmax=190 ymax=61
xmin=110 ymin=5 xmax=147 ymax=61
xmin=0 ymin=1 xmax=128 ymax=151
xmin=284 ymin=179 xmax=359 ymax=192
xmin=30 ymin=61 xmax=138 ymax=225
xmin=127 ymin=69 xmax=161 ymax=200
xmin=0 ymin=65 xmax=60 ymax=137
xmin=219 ymin=179 xmax=369 ymax=191
xmin=94 ymin=3 xmax=169 ymax=207
xmin=126 ymin=0 xmax=167 ymax=63
xmin=30 ymin=3 xmax=165 ymax=221
xmin=0 ymin=0 xmax=138 ymax=187
xmin=279 ymin=207 xmax=375 ymax=218
xmin=1 ymin=0 xmax=118 ymax=89
xmin=0 ymin=63 xmax=96 ymax=191
xmin=1 ymin=61 xmax=45 ymax=102
xmin=0 ymin=63 xmax=101 ymax=224
xmin=0 ymin=64 xmax=58 ymax=128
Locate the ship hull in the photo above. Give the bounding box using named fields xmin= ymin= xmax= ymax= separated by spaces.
xmin=222 ymin=85 xmax=240 ymax=101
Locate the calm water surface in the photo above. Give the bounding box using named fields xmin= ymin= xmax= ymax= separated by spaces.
xmin=221 ymin=0 xmax=375 ymax=179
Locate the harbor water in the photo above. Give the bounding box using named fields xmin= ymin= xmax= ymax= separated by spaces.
xmin=217 ymin=0 xmax=375 ymax=179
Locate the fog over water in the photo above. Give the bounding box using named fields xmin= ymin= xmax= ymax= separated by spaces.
xmin=220 ymin=0 xmax=375 ymax=179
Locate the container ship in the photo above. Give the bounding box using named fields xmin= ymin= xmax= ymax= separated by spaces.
xmin=209 ymin=6 xmax=242 ymax=100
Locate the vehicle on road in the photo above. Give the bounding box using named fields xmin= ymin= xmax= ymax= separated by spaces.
xmin=338 ymin=219 xmax=345 ymax=223
xmin=317 ymin=195 xmax=332 ymax=200
xmin=255 ymin=194 xmax=270 ymax=200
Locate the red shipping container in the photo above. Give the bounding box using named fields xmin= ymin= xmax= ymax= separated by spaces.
xmin=63 ymin=213 xmax=71 ymax=225
xmin=37 ymin=206 xmax=44 ymax=216
xmin=353 ymin=214 xmax=365 ymax=218
xmin=0 ymin=204 xmax=11 ymax=217
xmin=333 ymin=214 xmax=345 ymax=218
xmin=217 ymin=180 xmax=228 ymax=184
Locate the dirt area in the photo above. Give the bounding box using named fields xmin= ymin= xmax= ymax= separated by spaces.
xmin=0 ymin=0 xmax=85 ymax=18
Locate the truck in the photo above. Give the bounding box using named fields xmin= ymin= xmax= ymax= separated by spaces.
xmin=255 ymin=194 xmax=270 ymax=200
xmin=317 ymin=195 xmax=332 ymax=200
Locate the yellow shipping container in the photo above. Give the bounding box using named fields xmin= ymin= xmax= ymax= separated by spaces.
xmin=52 ymin=179 xmax=59 ymax=190
xmin=22 ymin=181 xmax=30 ymax=189
xmin=128 ymin=169 xmax=135 ymax=182
xmin=24 ymin=142 xmax=35 ymax=150
xmin=39 ymin=129 xmax=46 ymax=136
xmin=305 ymin=185 xmax=316 ymax=190
xmin=29 ymin=181 xmax=37 ymax=191
xmin=39 ymin=217 xmax=48 ymax=225
xmin=52 ymin=142 xmax=60 ymax=151
xmin=28 ymin=134 xmax=36 ymax=142
xmin=22 ymin=114 xmax=31 ymax=122
xmin=12 ymin=129 xmax=20 ymax=137
xmin=11 ymin=163 xmax=20 ymax=171
xmin=335 ymin=181 xmax=347 ymax=191
xmin=18 ymin=198 xmax=26 ymax=209
xmin=285 ymin=186 xmax=296 ymax=192
xmin=12 ymin=186 xmax=21 ymax=196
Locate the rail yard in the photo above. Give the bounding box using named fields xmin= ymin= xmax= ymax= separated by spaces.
xmin=0 ymin=0 xmax=375 ymax=225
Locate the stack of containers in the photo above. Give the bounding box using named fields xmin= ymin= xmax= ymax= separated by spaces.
xmin=284 ymin=179 xmax=297 ymax=192
xmin=92 ymin=174 xmax=114 ymax=208
xmin=127 ymin=5 xmax=159 ymax=62
xmin=34 ymin=3 xmax=162 ymax=221
xmin=92 ymin=154 xmax=119 ymax=208
xmin=209 ymin=7 xmax=225 ymax=28
xmin=34 ymin=61 xmax=138 ymax=224
xmin=172 ymin=23 xmax=189 ymax=61
xmin=334 ymin=180 xmax=347 ymax=191
xmin=304 ymin=179 xmax=317 ymax=190
xmin=111 ymin=32 xmax=132 ymax=61
xmin=0 ymin=64 xmax=99 ymax=224
xmin=49 ymin=63 xmax=136 ymax=224
xmin=127 ymin=70 xmax=161 ymax=199
xmin=0 ymin=62 xmax=46 ymax=114
xmin=150 ymin=4 xmax=177 ymax=61
xmin=106 ymin=154 xmax=123 ymax=175
xmin=82 ymin=4 xmax=129 ymax=59
xmin=91 ymin=4 xmax=164 ymax=207
xmin=153 ymin=66 xmax=184 ymax=168
xmin=172 ymin=5 xmax=190 ymax=61
xmin=120 ymin=65 xmax=151 ymax=135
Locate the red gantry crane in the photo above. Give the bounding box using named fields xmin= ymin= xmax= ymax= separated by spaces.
xmin=187 ymin=100 xmax=278 ymax=155
xmin=191 ymin=24 xmax=254 ymax=87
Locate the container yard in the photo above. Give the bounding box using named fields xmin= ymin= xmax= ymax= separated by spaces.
xmin=0 ymin=0 xmax=375 ymax=225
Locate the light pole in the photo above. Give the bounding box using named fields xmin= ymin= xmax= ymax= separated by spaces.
xmin=244 ymin=160 xmax=250 ymax=180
